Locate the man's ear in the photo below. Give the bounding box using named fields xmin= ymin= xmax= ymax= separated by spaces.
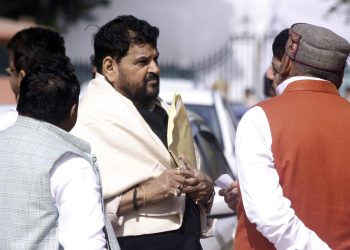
xmin=15 ymin=70 xmax=26 ymax=101
xmin=272 ymin=54 xmax=293 ymax=90
xmin=19 ymin=69 xmax=26 ymax=82
xmin=102 ymin=56 xmax=117 ymax=84
xmin=61 ymin=103 xmax=78 ymax=132
xmin=70 ymin=103 xmax=78 ymax=121
xmin=279 ymin=55 xmax=293 ymax=79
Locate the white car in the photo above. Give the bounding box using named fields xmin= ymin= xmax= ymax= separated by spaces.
xmin=187 ymin=111 xmax=236 ymax=250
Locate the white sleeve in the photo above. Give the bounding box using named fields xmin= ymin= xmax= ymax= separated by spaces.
xmin=235 ymin=106 xmax=330 ymax=250
xmin=50 ymin=153 xmax=107 ymax=250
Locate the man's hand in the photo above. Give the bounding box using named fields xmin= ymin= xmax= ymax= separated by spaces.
xmin=144 ymin=167 xmax=193 ymax=204
xmin=218 ymin=181 xmax=238 ymax=212
xmin=179 ymin=155 xmax=214 ymax=206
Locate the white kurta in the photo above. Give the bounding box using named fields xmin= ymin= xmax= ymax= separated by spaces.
xmin=0 ymin=108 xmax=18 ymax=131
xmin=235 ymin=76 xmax=330 ymax=249
xmin=51 ymin=153 xmax=107 ymax=249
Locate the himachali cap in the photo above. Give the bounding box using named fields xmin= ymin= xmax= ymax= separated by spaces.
xmin=285 ymin=23 xmax=350 ymax=72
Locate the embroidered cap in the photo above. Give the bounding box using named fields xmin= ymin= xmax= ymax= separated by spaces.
xmin=286 ymin=23 xmax=350 ymax=72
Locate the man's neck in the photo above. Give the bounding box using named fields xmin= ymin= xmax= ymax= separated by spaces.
xmin=133 ymin=99 xmax=156 ymax=111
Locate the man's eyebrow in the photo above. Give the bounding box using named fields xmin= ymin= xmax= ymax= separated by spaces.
xmin=135 ymin=54 xmax=150 ymax=61
xmin=136 ymin=51 xmax=159 ymax=60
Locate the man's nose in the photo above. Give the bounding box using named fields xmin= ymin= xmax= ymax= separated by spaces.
xmin=148 ymin=60 xmax=160 ymax=75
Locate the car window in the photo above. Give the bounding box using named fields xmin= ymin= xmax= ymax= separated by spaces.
xmin=191 ymin=121 xmax=234 ymax=180
xmin=227 ymin=102 xmax=249 ymax=126
xmin=185 ymin=104 xmax=223 ymax=148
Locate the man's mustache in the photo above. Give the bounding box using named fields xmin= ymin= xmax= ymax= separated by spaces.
xmin=145 ymin=73 xmax=159 ymax=83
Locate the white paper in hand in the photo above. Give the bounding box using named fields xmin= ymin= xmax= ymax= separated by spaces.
xmin=215 ymin=174 xmax=234 ymax=189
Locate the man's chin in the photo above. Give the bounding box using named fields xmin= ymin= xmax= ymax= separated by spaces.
xmin=146 ymin=85 xmax=159 ymax=97
xmin=149 ymin=91 xmax=159 ymax=100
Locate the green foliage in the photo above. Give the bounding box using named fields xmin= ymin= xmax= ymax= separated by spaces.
xmin=0 ymin=0 xmax=110 ymax=30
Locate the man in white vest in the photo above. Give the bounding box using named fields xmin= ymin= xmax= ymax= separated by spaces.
xmin=72 ymin=15 xmax=214 ymax=250
xmin=0 ymin=56 xmax=119 ymax=250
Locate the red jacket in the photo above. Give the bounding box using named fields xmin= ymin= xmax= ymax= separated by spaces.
xmin=235 ymin=80 xmax=350 ymax=250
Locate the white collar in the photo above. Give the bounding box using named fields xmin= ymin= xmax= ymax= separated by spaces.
xmin=276 ymin=76 xmax=327 ymax=95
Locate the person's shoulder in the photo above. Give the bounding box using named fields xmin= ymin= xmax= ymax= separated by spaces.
xmin=238 ymin=105 xmax=268 ymax=129
xmin=53 ymin=152 xmax=92 ymax=177
xmin=59 ymin=153 xmax=91 ymax=167
xmin=0 ymin=109 xmax=18 ymax=131
xmin=255 ymin=95 xmax=285 ymax=111
xmin=242 ymin=105 xmax=265 ymax=118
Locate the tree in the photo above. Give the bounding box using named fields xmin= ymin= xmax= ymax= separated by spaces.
xmin=327 ymin=0 xmax=350 ymax=23
xmin=0 ymin=0 xmax=110 ymax=30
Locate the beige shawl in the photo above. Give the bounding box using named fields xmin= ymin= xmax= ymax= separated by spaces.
xmin=72 ymin=74 xmax=211 ymax=237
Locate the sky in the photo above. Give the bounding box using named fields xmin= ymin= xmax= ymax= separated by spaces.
xmin=64 ymin=0 xmax=233 ymax=66
xmin=63 ymin=0 xmax=350 ymax=66
xmin=232 ymin=0 xmax=349 ymax=38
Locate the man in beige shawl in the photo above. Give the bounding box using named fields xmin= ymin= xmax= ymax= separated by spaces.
xmin=72 ymin=15 xmax=214 ymax=250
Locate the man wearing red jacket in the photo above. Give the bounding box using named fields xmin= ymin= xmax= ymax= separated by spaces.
xmin=234 ymin=23 xmax=350 ymax=249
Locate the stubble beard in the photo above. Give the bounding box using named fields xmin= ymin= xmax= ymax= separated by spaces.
xmin=119 ymin=74 xmax=160 ymax=106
